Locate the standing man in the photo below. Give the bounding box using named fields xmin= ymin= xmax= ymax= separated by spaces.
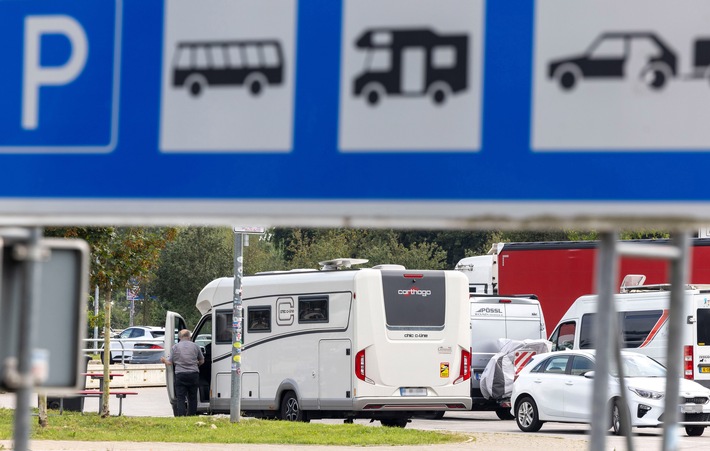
xmin=161 ymin=329 xmax=204 ymax=416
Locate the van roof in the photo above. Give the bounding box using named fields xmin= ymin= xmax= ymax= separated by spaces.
xmin=620 ymin=283 xmax=710 ymax=293
xmin=470 ymin=294 xmax=540 ymax=305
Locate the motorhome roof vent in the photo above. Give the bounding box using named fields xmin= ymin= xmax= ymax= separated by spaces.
xmin=371 ymin=264 xmax=406 ymax=270
xmin=620 ymin=274 xmax=647 ymax=293
xmin=319 ymin=258 xmax=369 ymax=271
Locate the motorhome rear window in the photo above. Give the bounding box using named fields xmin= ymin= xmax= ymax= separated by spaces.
xmin=247 ymin=306 xmax=271 ymax=332
xmin=697 ymin=309 xmax=710 ymax=346
xmin=298 ymin=296 xmax=328 ymax=323
xmin=381 ymin=271 xmax=446 ymax=330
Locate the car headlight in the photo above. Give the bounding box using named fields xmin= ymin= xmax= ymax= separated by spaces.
xmin=629 ymin=387 xmax=664 ymax=400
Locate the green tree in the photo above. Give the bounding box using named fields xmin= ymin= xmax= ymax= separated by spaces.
xmin=47 ymin=226 xmax=177 ymax=417
xmin=150 ymin=227 xmax=234 ymax=327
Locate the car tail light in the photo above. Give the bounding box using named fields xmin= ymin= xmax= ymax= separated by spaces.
xmin=148 ymin=344 xmax=162 ymax=349
xmin=355 ymin=349 xmax=366 ymax=381
xmin=684 ymin=345 xmax=694 ymax=379
xmin=454 ymin=348 xmax=471 ymax=384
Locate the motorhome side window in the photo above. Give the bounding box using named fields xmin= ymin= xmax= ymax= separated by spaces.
xmin=298 ymin=296 xmax=328 ymax=323
xmin=698 ymin=309 xmax=710 ymax=346
xmin=215 ymin=311 xmax=233 ymax=343
xmin=248 ymin=307 xmax=271 ymax=332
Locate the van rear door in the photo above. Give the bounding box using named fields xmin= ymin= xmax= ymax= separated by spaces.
xmin=504 ymin=302 xmax=545 ymax=340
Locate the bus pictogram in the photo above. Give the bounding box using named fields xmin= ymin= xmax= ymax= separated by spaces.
xmin=352 ymin=28 xmax=469 ymax=106
xmin=172 ymin=40 xmax=284 ymax=97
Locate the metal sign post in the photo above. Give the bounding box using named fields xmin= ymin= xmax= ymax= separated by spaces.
xmin=230 ymin=230 xmax=244 ymax=422
xmin=230 ymin=226 xmax=264 ymax=423
xmin=589 ymin=231 xmax=618 ymax=451
xmin=12 ymin=227 xmax=43 ymax=451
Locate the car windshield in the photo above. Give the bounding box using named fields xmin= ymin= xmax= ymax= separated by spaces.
xmin=610 ymin=354 xmax=666 ymax=378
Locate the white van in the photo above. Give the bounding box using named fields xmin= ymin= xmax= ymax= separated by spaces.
xmin=165 ymin=259 xmax=472 ymax=426
xmin=470 ymin=295 xmax=547 ymax=418
xmin=548 ymin=284 xmax=710 ymax=388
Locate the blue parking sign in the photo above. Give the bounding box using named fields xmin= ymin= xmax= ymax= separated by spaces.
xmin=0 ymin=0 xmax=120 ymax=153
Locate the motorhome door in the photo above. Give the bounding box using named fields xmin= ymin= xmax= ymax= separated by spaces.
xmin=401 ymin=47 xmax=426 ymax=94
xmin=164 ymin=311 xmax=187 ymax=408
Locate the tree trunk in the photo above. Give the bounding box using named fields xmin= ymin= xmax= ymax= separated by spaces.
xmin=101 ymin=287 xmax=112 ymax=417
xmin=37 ymin=394 xmax=48 ymax=427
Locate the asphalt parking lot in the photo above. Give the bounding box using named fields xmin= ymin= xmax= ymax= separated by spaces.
xmin=2 ymin=387 xmax=710 ymax=450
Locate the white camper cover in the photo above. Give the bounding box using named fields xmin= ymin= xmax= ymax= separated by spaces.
xmin=480 ymin=339 xmax=552 ymax=400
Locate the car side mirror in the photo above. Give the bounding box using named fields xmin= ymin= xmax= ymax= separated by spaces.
xmin=583 ymin=371 xmax=595 ymax=379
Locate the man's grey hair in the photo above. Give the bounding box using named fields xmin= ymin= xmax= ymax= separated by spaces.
xmin=179 ymin=329 xmax=192 ymax=340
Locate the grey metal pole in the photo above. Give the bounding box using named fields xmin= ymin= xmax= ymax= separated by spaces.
xmin=661 ymin=232 xmax=690 ymax=451
xmin=230 ymin=231 xmax=244 ymax=422
xmin=589 ymin=231 xmax=618 ymax=451
xmin=13 ymin=227 xmax=43 ymax=451
xmin=94 ymin=284 xmax=99 ymax=352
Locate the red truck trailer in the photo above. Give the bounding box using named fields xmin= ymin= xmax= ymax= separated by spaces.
xmin=455 ymin=239 xmax=710 ymax=334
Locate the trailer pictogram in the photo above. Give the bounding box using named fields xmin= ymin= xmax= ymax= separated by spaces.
xmin=352 ymin=28 xmax=469 ymax=106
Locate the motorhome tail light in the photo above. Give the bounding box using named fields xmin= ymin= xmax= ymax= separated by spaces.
xmin=684 ymin=345 xmax=694 ymax=379
xmin=498 ymin=299 xmax=512 ymax=303
xmin=403 ymin=273 xmax=424 ymax=279
xmin=454 ymin=348 xmax=471 ymax=384
xmin=355 ymin=349 xmax=367 ymax=381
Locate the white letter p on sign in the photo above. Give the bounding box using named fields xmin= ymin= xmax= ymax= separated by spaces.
xmin=23 ymin=15 xmax=88 ymax=130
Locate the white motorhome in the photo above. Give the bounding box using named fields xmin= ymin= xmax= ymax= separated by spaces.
xmin=164 ymin=259 xmax=472 ymax=426
xmin=469 ymin=295 xmax=547 ymax=418
xmin=548 ymin=284 xmax=710 ymax=388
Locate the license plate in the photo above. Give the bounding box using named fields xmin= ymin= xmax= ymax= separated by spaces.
xmin=700 ymin=367 xmax=710 ymax=373
xmin=400 ymin=387 xmax=427 ymax=396
xmin=681 ymin=405 xmax=703 ymax=414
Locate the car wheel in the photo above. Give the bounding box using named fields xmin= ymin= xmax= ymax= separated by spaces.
xmin=686 ymin=426 xmax=705 ymax=436
xmin=496 ymin=407 xmax=515 ymax=420
xmin=380 ymin=418 xmax=408 ymax=428
xmin=280 ymin=391 xmax=307 ymax=422
xmin=553 ymin=64 xmax=580 ymax=91
xmin=515 ymin=396 xmax=543 ymax=432
xmin=642 ymin=63 xmax=671 ymax=90
xmin=611 ymin=400 xmax=629 ymax=436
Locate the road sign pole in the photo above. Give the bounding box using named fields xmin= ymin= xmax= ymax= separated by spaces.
xmin=230 ymin=231 xmax=244 ymax=422
xmin=13 ymin=227 xmax=43 ymax=451
xmin=662 ymin=232 xmax=690 ymax=451
xmin=589 ymin=231 xmax=618 ymax=451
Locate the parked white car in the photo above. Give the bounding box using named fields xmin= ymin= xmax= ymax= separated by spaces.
xmin=511 ymin=350 xmax=710 ymax=436
xmin=101 ymin=326 xmax=165 ymax=364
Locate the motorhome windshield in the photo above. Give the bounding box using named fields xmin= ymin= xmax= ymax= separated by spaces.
xmin=381 ymin=271 xmax=446 ymax=330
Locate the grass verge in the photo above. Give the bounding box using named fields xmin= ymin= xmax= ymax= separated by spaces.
xmin=0 ymin=409 xmax=471 ymax=446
